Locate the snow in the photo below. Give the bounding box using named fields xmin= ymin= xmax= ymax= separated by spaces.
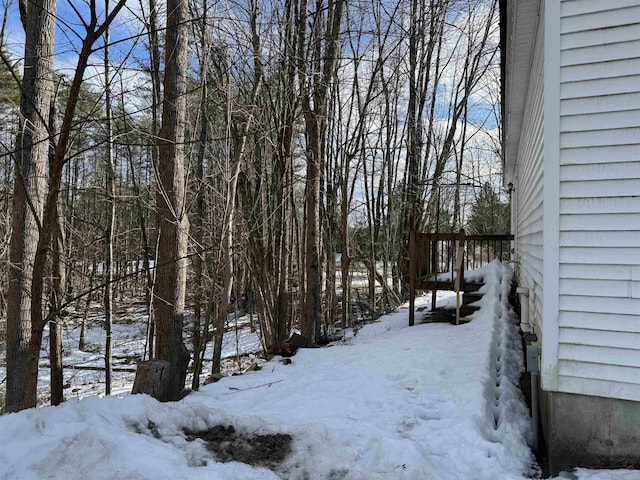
xmin=23 ymin=306 xmax=265 ymax=403
xmin=1 ymin=261 xmax=638 ymax=479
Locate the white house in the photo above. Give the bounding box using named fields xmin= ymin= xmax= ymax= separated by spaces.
xmin=501 ymin=0 xmax=640 ymax=473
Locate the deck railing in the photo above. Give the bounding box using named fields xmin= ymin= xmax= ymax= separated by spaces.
xmin=408 ymin=229 xmax=514 ymax=326
xmin=464 ymin=235 xmax=512 ymax=270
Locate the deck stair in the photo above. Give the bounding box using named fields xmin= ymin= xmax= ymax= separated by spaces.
xmin=408 ymin=229 xmax=514 ymax=326
xmin=460 ymin=289 xmax=482 ymax=318
xmin=454 ymin=282 xmax=482 ymax=322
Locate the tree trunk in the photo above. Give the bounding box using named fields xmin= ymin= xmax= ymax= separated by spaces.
xmin=48 ymin=92 xmax=66 ymax=407
xmin=49 ymin=195 xmax=66 ymax=406
xmin=49 ymin=315 xmax=63 ymax=405
xmin=79 ymin=260 xmax=96 ymax=351
xmin=211 ymin=5 xmax=263 ymax=372
xmin=142 ymin=0 xmax=191 ymax=402
xmin=299 ymin=0 xmax=344 ymax=344
xmin=301 ymin=112 xmax=322 ymax=343
xmin=23 ymin=0 xmax=127 ymax=409
xmin=104 ymin=0 xmax=115 ymax=395
xmin=190 ymin=3 xmax=209 ymax=388
xmin=5 ymin=0 xmax=57 ymax=413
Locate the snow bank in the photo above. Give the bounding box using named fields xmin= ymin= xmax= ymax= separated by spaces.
xmin=0 ymin=394 xmax=352 ymax=479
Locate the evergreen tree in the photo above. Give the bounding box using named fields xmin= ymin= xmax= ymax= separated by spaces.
xmin=466 ymin=183 xmax=510 ymax=235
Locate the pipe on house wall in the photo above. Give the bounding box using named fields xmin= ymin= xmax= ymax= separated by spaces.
xmin=531 ymin=371 xmax=539 ymax=452
xmin=526 ymin=344 xmax=540 ymax=453
xmin=517 ymin=286 xmax=540 ymax=452
xmin=516 ymin=286 xmax=531 ymax=333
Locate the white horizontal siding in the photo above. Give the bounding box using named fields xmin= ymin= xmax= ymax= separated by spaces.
xmin=560 ymin=197 xmax=640 ymax=214
xmin=515 ymin=11 xmax=545 ymax=333
xmin=560 ymin=264 xmax=639 ymax=281
xmin=561 ymin=23 xmax=640 ymax=49
xmin=560 ymin=213 xmax=640 ymax=231
xmin=561 ymin=5 xmax=640 ymax=33
xmin=560 ymin=179 xmax=640 ymax=198
xmin=558 ymin=361 xmax=640 ymax=386
xmin=560 ymin=247 xmax=640 ymax=266
xmin=556 ymin=0 xmax=640 ymax=401
xmin=560 ymin=311 xmax=640 ymax=333
xmin=558 ymin=376 xmax=640 ymax=403
xmin=561 ymin=144 xmax=640 ymax=165
xmin=558 ymin=344 xmax=640 ymax=368
xmin=561 ymin=75 xmax=640 ymax=100
xmin=560 ymin=0 xmax=640 ymax=18
xmin=561 ymin=58 xmax=640 ymax=82
xmin=521 ymin=254 xmax=543 ymax=289
xmin=560 ymin=230 xmax=640 ymax=248
xmin=560 ymin=295 xmax=640 ymax=317
xmin=560 ymin=127 xmax=640 ymax=148
xmin=559 ymin=327 xmax=640 ymax=349
xmin=560 ymin=162 xmax=640 ymax=181
xmin=560 ymin=39 xmax=640 ymax=66
xmin=561 ymin=91 xmax=640 ymax=115
xmin=560 ymin=278 xmax=640 ymax=298
xmin=561 ymin=108 xmax=640 ymax=132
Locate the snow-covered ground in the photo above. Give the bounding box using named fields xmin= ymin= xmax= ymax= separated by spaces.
xmin=0 ymin=303 xmax=265 ymax=404
xmin=1 ymin=261 xmax=639 ymax=479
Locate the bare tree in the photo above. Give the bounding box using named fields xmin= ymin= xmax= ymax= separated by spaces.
xmin=22 ymin=0 xmax=126 ymax=409
xmin=104 ymin=0 xmax=115 ymax=395
xmin=4 ymin=0 xmax=58 ymax=413
xmin=298 ymin=0 xmax=345 ymax=343
xmin=145 ymin=0 xmax=191 ymax=401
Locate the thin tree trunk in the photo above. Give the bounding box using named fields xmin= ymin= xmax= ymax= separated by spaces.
xmin=104 ymin=0 xmax=115 ymax=395
xmin=190 ymin=3 xmax=209 ymax=389
xmin=212 ymin=6 xmax=263 ymax=371
xmin=48 ymin=89 xmax=65 ymax=406
xmin=142 ymin=0 xmax=162 ymax=360
xmin=79 ymin=260 xmax=96 ymax=351
xmin=299 ymin=0 xmax=345 ymax=343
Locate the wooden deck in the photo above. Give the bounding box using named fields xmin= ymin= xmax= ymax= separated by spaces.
xmin=408 ymin=229 xmax=514 ymax=326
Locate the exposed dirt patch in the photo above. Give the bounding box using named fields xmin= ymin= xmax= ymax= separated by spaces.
xmin=183 ymin=424 xmax=292 ymax=470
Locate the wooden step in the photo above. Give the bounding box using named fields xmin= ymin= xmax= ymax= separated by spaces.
xmin=459 ymin=304 xmax=480 ymax=317
xmin=462 ymin=292 xmax=483 ymax=306
xmin=463 ymin=282 xmax=483 ymax=293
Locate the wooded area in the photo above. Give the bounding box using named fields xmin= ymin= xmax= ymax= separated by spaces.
xmin=0 ymin=0 xmax=507 ymax=411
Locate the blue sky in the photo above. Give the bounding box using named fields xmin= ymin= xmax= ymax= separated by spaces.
xmin=3 ymin=0 xmax=149 ymax=94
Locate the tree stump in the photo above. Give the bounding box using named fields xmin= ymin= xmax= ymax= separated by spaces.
xmin=132 ymin=341 xmax=190 ymax=402
xmin=132 ymin=360 xmax=171 ymax=399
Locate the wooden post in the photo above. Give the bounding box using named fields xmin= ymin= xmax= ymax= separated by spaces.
xmin=454 ymin=250 xmax=461 ymax=325
xmin=454 ymin=229 xmax=466 ymax=325
xmin=455 ymin=286 xmax=460 ymax=326
xmin=459 ymin=228 xmax=465 ymax=289
xmin=409 ymin=229 xmax=416 ymax=326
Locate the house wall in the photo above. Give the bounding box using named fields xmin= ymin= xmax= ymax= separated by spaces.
xmin=537 ymin=1 xmax=640 ymax=473
xmin=504 ymin=0 xmax=640 ymax=471
xmin=556 ymin=0 xmax=640 ymax=402
xmin=513 ymin=3 xmax=545 ymax=340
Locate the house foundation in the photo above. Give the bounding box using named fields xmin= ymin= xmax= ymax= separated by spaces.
xmin=540 ymin=390 xmax=640 ymax=475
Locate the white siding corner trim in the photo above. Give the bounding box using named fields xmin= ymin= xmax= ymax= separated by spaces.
xmin=541 ymin=0 xmax=561 ymax=391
